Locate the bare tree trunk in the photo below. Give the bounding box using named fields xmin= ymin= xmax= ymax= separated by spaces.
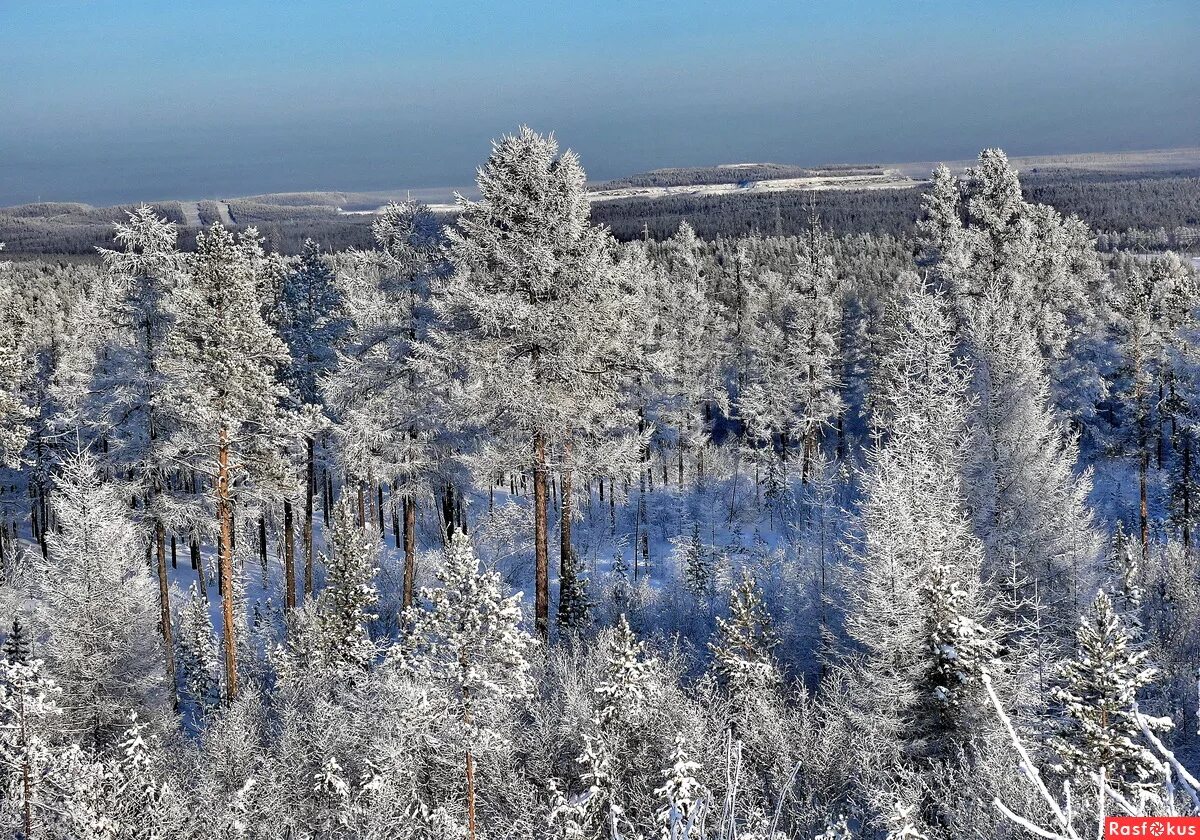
xmin=217 ymin=428 xmax=238 ymax=702
xmin=403 ymin=496 xmax=416 ymax=610
xmin=442 ymin=484 xmax=456 ymax=543
xmin=322 ymin=456 xmax=332 ymax=529
xmin=256 ymin=515 xmax=265 ymax=564
xmin=1184 ymin=434 xmax=1193 ymax=551
xmin=377 ymin=483 xmax=385 ymax=535
xmin=191 ymin=532 xmax=206 ymax=599
xmin=533 ymin=431 xmax=549 ymax=639
xmin=283 ymin=499 xmax=296 ymax=610
xmin=559 ymin=441 xmax=574 ymax=625
xmin=22 ymin=721 xmax=32 ymax=840
xmin=304 ymin=436 xmax=314 ymax=599
xmin=465 ymin=748 xmax=477 ymax=840
xmin=155 ymin=517 xmax=176 ymax=702
xmin=392 ymin=481 xmax=401 ymax=549
xmin=1140 ymin=406 xmax=1150 ymax=564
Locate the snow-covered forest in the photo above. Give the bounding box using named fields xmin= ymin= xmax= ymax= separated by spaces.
xmin=2 ymin=128 xmax=1200 ymax=840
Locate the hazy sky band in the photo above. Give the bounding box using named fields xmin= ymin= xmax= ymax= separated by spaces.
xmin=2 ymin=0 xmax=1197 ymax=206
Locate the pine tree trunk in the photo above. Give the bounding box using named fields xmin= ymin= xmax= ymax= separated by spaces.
xmin=442 ymin=484 xmax=456 ymax=543
xmin=216 ymin=428 xmax=238 ymax=702
xmin=1140 ymin=412 xmax=1150 ymax=564
xmin=283 ymin=499 xmax=296 ymax=610
xmin=155 ymin=516 xmax=176 ymax=703
xmin=304 ymin=435 xmax=314 ymax=599
xmin=22 ymin=715 xmax=32 ymax=840
xmin=190 ymin=530 xmax=206 ymax=598
xmin=322 ymin=456 xmax=332 ymax=529
xmin=257 ymin=515 xmax=267 ymax=569
xmin=403 ymin=495 xmax=416 ymax=610
xmin=1184 ymin=434 xmax=1192 ymax=550
xmin=559 ymin=441 xmax=574 ymax=624
xmin=533 ymin=430 xmax=549 ymax=639
xmin=465 ymin=747 xmax=477 ymax=840
xmin=377 ymin=483 xmax=385 ymax=535
xmin=392 ymin=481 xmax=401 ymax=549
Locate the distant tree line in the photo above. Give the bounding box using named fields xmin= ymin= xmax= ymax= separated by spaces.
xmin=2 ymin=167 xmax=1197 ymax=257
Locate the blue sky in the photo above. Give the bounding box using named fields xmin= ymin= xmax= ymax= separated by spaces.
xmin=2 ymin=0 xmax=1197 ymax=205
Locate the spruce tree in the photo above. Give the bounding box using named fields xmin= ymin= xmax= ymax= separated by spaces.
xmin=653 ymin=735 xmax=705 ymax=840
xmin=2 ymin=618 xmax=31 ymax=666
xmin=316 ymin=497 xmax=379 ymax=672
xmin=709 ymin=570 xmax=782 ymax=702
xmin=0 ymin=653 xmax=65 ymax=839
xmin=404 ymin=531 xmax=534 ymax=840
xmin=1049 ymin=589 xmax=1168 ymax=802
xmin=176 ymin=584 xmax=220 ymax=719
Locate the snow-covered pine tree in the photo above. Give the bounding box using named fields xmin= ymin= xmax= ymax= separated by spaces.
xmin=919 ymin=563 xmax=999 ymax=732
xmin=2 ymin=618 xmax=31 ymax=666
xmin=429 ymin=127 xmax=636 ymax=639
xmin=655 ymin=221 xmax=729 ymax=485
xmin=814 ymin=814 xmax=854 ymax=840
xmin=176 ymin=584 xmax=220 ymax=720
xmin=404 ymin=531 xmax=534 ymax=840
xmin=324 ymin=201 xmax=444 ymax=611
xmin=709 ymin=570 xmax=782 ymax=704
xmin=1050 ymin=589 xmax=1168 ymax=803
xmin=36 ymin=452 xmax=166 ymax=746
xmin=163 ymin=223 xmax=291 ymax=702
xmin=567 ymin=614 xmax=667 ymax=838
xmin=1108 ymin=523 xmax=1144 ymax=630
xmin=915 ymin=165 xmax=967 ymax=280
xmin=557 ymin=555 xmax=591 ymax=634
xmin=97 ymin=205 xmax=186 ymax=689
xmin=843 ymin=281 xmax=999 ymax=817
xmin=277 ymin=237 xmax=347 ymax=606
xmin=0 ymin=278 xmax=30 ymax=468
xmin=789 ymin=218 xmax=844 ymax=481
xmin=654 ymin=734 xmax=705 ymax=840
xmin=674 ymin=521 xmax=711 ymax=602
xmin=960 ymin=286 xmax=1101 ymax=637
xmin=0 ymin=652 xmax=65 ymax=839
xmin=316 ymin=497 xmax=378 ymax=672
xmin=916 ymin=149 xmax=1100 ymax=423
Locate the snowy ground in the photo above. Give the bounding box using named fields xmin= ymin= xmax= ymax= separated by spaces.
xmin=334 ymin=170 xmax=922 ymax=215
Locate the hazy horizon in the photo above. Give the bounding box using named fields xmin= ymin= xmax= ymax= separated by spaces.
xmin=3 ymin=0 xmax=1198 ymax=207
